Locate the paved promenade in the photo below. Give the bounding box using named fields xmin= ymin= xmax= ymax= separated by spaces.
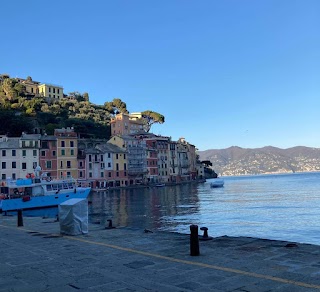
xmin=0 ymin=215 xmax=320 ymax=292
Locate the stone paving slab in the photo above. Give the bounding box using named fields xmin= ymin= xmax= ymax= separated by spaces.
xmin=0 ymin=215 xmax=320 ymax=291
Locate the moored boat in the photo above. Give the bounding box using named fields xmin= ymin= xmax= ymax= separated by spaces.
xmin=210 ymin=178 xmax=224 ymax=188
xmin=0 ymin=174 xmax=91 ymax=212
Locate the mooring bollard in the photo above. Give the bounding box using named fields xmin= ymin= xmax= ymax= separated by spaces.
xmin=105 ymin=219 xmax=115 ymax=229
xmin=17 ymin=209 xmax=23 ymax=227
xmin=190 ymin=224 xmax=200 ymax=256
xmin=199 ymin=227 xmax=213 ymax=241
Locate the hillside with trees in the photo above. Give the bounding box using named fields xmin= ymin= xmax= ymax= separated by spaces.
xmin=198 ymin=146 xmax=320 ymax=175
xmin=0 ymin=74 xmax=165 ymax=138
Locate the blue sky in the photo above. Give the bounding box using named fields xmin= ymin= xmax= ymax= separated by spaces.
xmin=1 ymin=0 xmax=319 ymax=151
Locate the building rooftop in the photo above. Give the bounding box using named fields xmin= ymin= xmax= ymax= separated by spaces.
xmin=20 ymin=133 xmax=42 ymax=140
xmin=0 ymin=137 xmax=19 ymax=149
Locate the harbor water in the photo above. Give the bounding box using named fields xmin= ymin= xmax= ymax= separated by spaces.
xmin=8 ymin=172 xmax=320 ymax=246
xmin=89 ymin=172 xmax=320 ymax=245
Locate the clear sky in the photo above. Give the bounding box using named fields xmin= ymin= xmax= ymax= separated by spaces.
xmin=1 ymin=0 xmax=319 ymax=151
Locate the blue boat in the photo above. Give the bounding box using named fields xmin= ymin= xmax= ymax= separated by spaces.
xmin=0 ymin=175 xmax=91 ymax=212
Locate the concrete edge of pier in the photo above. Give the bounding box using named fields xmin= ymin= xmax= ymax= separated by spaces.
xmin=1 ymin=215 xmax=320 ymax=291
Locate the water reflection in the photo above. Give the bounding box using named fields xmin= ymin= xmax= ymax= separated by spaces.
xmin=88 ymin=184 xmax=201 ymax=230
xmin=5 ymin=173 xmax=320 ymax=245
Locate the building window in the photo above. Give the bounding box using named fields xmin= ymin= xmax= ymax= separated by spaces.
xmin=41 ymin=151 xmax=46 ymax=156
xmin=2 ymin=150 xmax=6 ymax=157
xmin=89 ymin=155 xmax=92 ymax=162
xmin=67 ymin=161 xmax=71 ymax=168
xmin=108 ymin=172 xmax=111 ymax=177
xmin=71 ymin=149 xmax=74 ymax=156
xmin=116 ymin=172 xmax=119 ymax=177
xmin=22 ymin=150 xmax=26 ymax=156
xmin=100 ymin=172 xmax=104 ymax=178
xmin=108 ymin=153 xmax=111 ymax=158
xmin=124 ymin=171 xmax=127 ymax=176
xmin=101 ymin=163 xmax=104 ymax=169
xmin=116 ymin=154 xmax=119 ymax=159
xmin=100 ymin=155 xmax=103 ymax=161
xmin=89 ymin=163 xmax=92 ymax=170
xmin=70 ymin=141 xmax=74 ymax=147
xmin=116 ymin=163 xmax=119 ymax=171
xmin=53 ymin=88 xmax=55 ymax=93
xmin=22 ymin=163 xmax=27 ymax=170
xmin=79 ymin=161 xmax=83 ymax=168
xmin=12 ymin=173 xmax=16 ymax=180
xmin=60 ymin=161 xmax=63 ymax=168
xmin=61 ymin=141 xmax=65 ymax=147
xmin=12 ymin=161 xmax=16 ymax=168
xmin=12 ymin=150 xmax=16 ymax=156
xmin=1 ymin=174 xmax=5 ymax=180
xmin=79 ymin=171 xmax=83 ymax=178
xmin=108 ymin=162 xmax=111 ymax=167
xmin=46 ymin=161 xmax=52 ymax=169
xmin=49 ymin=87 xmax=51 ymax=92
xmin=52 ymin=150 xmax=56 ymax=156
xmin=49 ymin=94 xmax=51 ymax=97
xmin=124 ymin=154 xmax=126 ymax=159
xmin=33 ymin=162 xmax=37 ymax=169
xmin=89 ymin=172 xmax=92 ymax=178
xmin=33 ymin=150 xmax=37 ymax=156
xmin=124 ymin=163 xmax=127 ymax=170
xmin=58 ymin=89 xmax=60 ymax=94
xmin=61 ymin=149 xmax=65 ymax=156
xmin=2 ymin=162 xmax=6 ymax=169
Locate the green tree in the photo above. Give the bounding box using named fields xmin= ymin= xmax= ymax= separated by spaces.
xmin=141 ymin=110 xmax=165 ymax=132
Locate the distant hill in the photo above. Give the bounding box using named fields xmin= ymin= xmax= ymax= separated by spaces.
xmin=198 ymin=146 xmax=320 ymax=176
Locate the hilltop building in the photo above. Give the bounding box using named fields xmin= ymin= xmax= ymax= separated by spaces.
xmin=110 ymin=113 xmax=145 ymax=136
xmin=15 ymin=76 xmax=64 ymax=100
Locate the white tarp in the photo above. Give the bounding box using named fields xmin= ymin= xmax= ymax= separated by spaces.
xmin=59 ymin=198 xmax=88 ymax=235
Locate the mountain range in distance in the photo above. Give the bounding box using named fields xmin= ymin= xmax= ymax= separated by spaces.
xmin=197 ymin=146 xmax=320 ymax=176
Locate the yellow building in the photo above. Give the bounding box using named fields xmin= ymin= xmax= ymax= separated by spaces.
xmin=38 ymin=83 xmax=63 ymax=99
xmin=54 ymin=127 xmax=78 ymax=178
xmin=16 ymin=77 xmax=40 ymax=95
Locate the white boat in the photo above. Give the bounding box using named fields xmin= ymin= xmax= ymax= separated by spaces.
xmin=0 ymin=174 xmax=91 ymax=212
xmin=210 ymin=178 xmax=224 ymax=188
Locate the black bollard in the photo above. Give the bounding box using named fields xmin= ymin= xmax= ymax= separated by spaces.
xmin=105 ymin=219 xmax=115 ymax=229
xmin=199 ymin=227 xmax=213 ymax=241
xmin=17 ymin=209 xmax=23 ymax=227
xmin=190 ymin=224 xmax=200 ymax=256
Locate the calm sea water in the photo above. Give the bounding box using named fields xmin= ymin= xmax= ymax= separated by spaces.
xmin=89 ymin=172 xmax=320 ymax=245
xmin=11 ymin=172 xmax=320 ymax=245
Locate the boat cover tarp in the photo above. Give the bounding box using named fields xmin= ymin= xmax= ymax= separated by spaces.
xmin=59 ymin=198 xmax=88 ymax=235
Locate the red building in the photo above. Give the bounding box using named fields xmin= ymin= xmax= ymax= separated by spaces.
xmin=39 ymin=135 xmax=58 ymax=178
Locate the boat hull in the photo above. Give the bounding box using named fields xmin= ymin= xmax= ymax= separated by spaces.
xmin=1 ymin=188 xmax=90 ymax=212
xmin=210 ymin=179 xmax=224 ymax=188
